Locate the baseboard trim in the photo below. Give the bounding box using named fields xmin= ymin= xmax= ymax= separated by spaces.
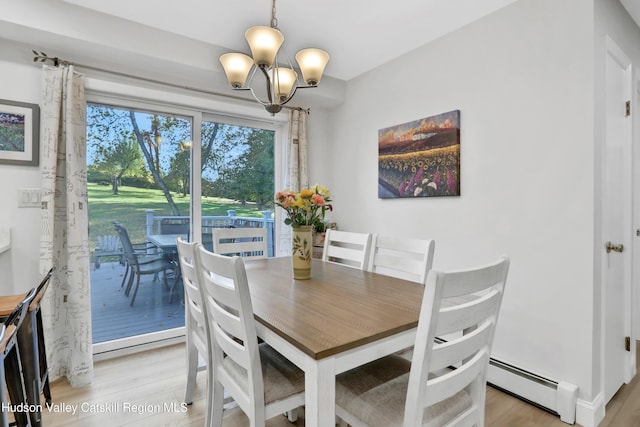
xmin=575 ymin=392 xmax=605 ymax=427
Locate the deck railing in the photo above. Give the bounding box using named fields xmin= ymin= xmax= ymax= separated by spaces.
xmin=145 ymin=209 xmax=275 ymax=257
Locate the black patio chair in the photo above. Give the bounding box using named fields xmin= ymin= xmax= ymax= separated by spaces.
xmin=114 ymin=222 xmax=177 ymax=306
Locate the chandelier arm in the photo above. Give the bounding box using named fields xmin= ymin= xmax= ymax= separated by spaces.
xmin=231 ymin=87 xmax=271 ymax=107
xmin=258 ymin=65 xmax=275 ymax=105
xmin=277 ymin=85 xmax=299 ymax=107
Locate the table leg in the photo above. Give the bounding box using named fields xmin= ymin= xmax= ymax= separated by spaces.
xmin=305 ymin=357 xmax=335 ymax=427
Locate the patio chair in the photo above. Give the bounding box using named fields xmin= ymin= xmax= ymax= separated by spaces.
xmin=114 ymin=222 xmax=176 ymax=306
xmin=211 ymin=227 xmax=268 ymax=260
xmin=112 ymin=221 xmax=157 ymax=290
xmin=160 ymin=218 xmax=190 ymax=235
xmin=196 ymin=247 xmax=305 ymax=426
xmin=335 ymin=257 xmax=510 ymax=427
xmin=322 ymin=229 xmax=372 ymax=270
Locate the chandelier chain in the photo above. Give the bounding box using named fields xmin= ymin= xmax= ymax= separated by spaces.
xmin=270 ymin=0 xmax=279 ymax=29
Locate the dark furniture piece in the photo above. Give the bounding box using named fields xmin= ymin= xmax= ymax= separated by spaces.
xmin=114 ymin=222 xmax=176 ymax=306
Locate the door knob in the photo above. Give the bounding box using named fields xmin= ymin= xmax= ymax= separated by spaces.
xmin=605 ymin=242 xmax=624 ymax=253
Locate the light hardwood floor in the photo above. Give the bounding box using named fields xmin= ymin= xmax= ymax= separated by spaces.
xmin=39 ymin=342 xmax=639 ymax=426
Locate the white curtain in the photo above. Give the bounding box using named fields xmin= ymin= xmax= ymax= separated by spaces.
xmin=278 ymin=109 xmax=309 ymax=254
xmin=39 ymin=65 xmax=93 ymax=387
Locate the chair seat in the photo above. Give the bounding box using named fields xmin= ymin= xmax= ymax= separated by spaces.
xmin=136 ymin=255 xmax=174 ymax=274
xmin=223 ymin=342 xmax=305 ymax=405
xmin=336 ymin=355 xmax=472 ymax=427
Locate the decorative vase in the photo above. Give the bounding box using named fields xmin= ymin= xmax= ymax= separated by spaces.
xmin=292 ymin=225 xmax=313 ymax=280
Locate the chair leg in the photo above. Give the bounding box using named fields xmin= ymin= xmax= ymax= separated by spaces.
xmin=210 ymin=380 xmax=224 ymax=427
xmin=130 ymin=273 xmax=142 ymax=306
xmin=184 ymin=338 xmax=198 ymax=405
xmin=36 ymin=310 xmax=51 ymax=405
xmin=18 ymin=311 xmax=43 ymax=427
xmin=120 ymin=264 xmax=130 ymax=288
xmin=124 ymin=269 xmax=135 ymax=296
xmin=0 ymin=360 xmax=10 ymax=427
xmin=168 ymin=267 xmax=181 ymax=304
xmin=286 ymin=408 xmax=298 ymax=422
xmin=5 ymin=346 xmax=29 ymax=427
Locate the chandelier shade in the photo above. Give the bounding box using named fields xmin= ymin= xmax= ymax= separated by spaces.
xmin=219 ymin=53 xmax=254 ymax=88
xmin=271 ymin=67 xmax=297 ymax=102
xmin=245 ymin=26 xmax=284 ymax=67
xmin=219 ymin=0 xmax=330 ymax=114
xmin=295 ymin=48 xmax=330 ymax=86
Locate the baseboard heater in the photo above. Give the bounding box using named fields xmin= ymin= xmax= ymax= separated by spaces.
xmin=432 ymin=337 xmax=578 ymax=424
xmin=486 ymin=357 xmax=578 ymax=424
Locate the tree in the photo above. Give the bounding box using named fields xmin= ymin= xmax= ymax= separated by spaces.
xmin=217 ymin=128 xmax=274 ymax=209
xmin=129 ymin=112 xmax=183 ymax=215
xmin=94 ymin=134 xmax=143 ymax=194
xmin=87 ymin=104 xmax=188 ymax=215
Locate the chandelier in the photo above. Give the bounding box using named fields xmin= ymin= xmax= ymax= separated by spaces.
xmin=219 ymin=0 xmax=330 ymax=115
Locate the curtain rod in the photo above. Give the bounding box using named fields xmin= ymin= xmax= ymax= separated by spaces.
xmin=31 ymin=50 xmax=309 ymax=114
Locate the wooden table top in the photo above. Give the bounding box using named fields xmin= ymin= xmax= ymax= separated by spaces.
xmin=244 ymin=257 xmax=424 ymax=360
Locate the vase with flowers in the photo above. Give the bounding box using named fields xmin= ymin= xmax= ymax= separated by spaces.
xmin=274 ymin=185 xmax=332 ymax=279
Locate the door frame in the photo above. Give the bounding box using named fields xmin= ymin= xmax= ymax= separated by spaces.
xmin=633 ymin=66 xmax=640 ymax=357
xmin=601 ymin=35 xmax=634 ymax=402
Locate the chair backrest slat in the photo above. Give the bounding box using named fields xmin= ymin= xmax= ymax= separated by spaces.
xmin=368 ymin=235 xmax=434 ymax=284
xmin=322 ymin=229 xmax=372 ymax=270
xmin=436 ymin=289 xmax=502 ymax=336
xmin=429 ymin=319 xmax=492 ymax=372
xmin=212 ymin=228 xmax=268 ymax=261
xmin=424 ymin=349 xmax=488 ymax=407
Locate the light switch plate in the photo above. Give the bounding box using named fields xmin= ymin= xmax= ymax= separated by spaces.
xmin=18 ymin=188 xmax=41 ymax=208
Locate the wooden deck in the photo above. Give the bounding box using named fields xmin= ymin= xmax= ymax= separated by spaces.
xmin=90 ymin=261 xmax=185 ymax=343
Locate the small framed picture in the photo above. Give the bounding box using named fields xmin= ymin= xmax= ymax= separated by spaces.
xmin=0 ymin=99 xmax=40 ymax=166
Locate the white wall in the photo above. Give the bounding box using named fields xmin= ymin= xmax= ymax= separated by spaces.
xmin=327 ymin=0 xmax=597 ymax=402
xmin=0 ymin=59 xmax=43 ymax=294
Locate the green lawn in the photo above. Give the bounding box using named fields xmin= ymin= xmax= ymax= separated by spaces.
xmin=88 ymin=182 xmax=271 ymax=257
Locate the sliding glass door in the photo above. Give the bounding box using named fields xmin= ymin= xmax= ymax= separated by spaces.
xmin=199 ymin=116 xmax=276 ymax=254
xmin=86 ymin=98 xmax=281 ymax=354
xmin=87 ymin=101 xmax=192 ymax=348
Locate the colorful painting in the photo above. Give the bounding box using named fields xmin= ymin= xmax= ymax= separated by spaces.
xmin=378 ymin=110 xmax=460 ymax=199
xmin=0 ymin=99 xmax=40 ymax=166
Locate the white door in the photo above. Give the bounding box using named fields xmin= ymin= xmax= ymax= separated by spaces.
xmin=603 ymin=36 xmax=633 ymax=403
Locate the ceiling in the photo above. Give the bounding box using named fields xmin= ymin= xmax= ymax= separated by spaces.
xmin=58 ymin=0 xmax=521 ymax=81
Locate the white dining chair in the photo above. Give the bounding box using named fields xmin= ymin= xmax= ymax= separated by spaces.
xmin=196 ymin=246 xmax=305 ymax=427
xmin=322 ymin=229 xmax=372 ymax=270
xmin=175 ymin=238 xmax=209 ymax=416
xmin=335 ymin=257 xmax=510 ymax=427
xmin=367 ymin=235 xmax=435 ymax=284
xmin=211 ymin=227 xmax=268 ymax=260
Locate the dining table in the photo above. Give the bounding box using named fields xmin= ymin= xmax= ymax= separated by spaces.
xmin=146 ymin=233 xmax=186 ymax=253
xmin=243 ymin=256 xmax=425 ymax=427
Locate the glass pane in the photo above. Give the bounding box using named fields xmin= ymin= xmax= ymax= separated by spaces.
xmin=87 ymin=103 xmax=191 ymax=344
xmin=200 ymin=120 xmax=275 ymax=255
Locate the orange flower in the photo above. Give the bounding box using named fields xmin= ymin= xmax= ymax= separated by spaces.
xmin=311 ymin=193 xmax=325 ymax=206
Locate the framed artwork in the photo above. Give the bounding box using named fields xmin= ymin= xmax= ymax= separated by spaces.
xmin=0 ymin=99 xmax=40 ymax=166
xmin=378 ymin=109 xmax=460 ymax=198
